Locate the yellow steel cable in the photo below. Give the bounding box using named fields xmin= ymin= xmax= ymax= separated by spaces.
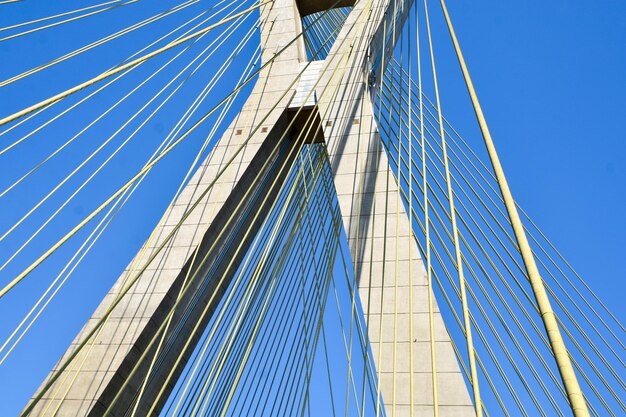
xmin=422 ymin=0 xmax=483 ymax=414
xmin=332 ymin=1 xmax=424 ymax=414
xmin=405 ymin=192 xmax=516 ymax=417
xmin=401 ymin=113 xmax=617 ymax=415
xmin=381 ymin=3 xmax=403 ymax=415
xmin=0 ymin=17 xmax=287 ymax=301
xmin=405 ymin=7 xmax=417 ymax=417
xmin=438 ymin=2 xmax=590 ymax=415
xmin=0 ymin=0 xmax=128 ymax=32
xmin=554 ymin=317 xmax=626 ymax=408
xmin=304 ymin=146 xmax=341 ymax=417
xmin=383 ymin=106 xmax=610 ymax=416
xmin=520 ymin=208 xmax=626 ymax=334
xmin=322 ymin=5 xmax=389 ymax=413
xmin=310 ymin=10 xmax=374 ymax=417
xmin=383 ymin=133 xmax=500 ymax=416
xmin=380 ymin=92 xmax=575 ymax=414
xmin=407 ymin=70 xmax=624 ymax=339
xmin=155 ymin=104 xmax=326 ymax=415
xmin=0 ymin=0 xmax=140 ymax=43
xmin=115 ymin=0 xmax=240 ymax=67
xmin=528 ymin=230 xmax=626 ymax=353
xmin=0 ymin=105 xmax=47 ymax=139
xmin=386 ymin=66 xmax=626 ymax=368
xmin=0 ymin=0 xmax=270 ymax=127
xmin=156 ymin=192 xmax=316 ymax=413
xmin=0 ymin=0 xmax=229 ymax=159
xmin=0 ymin=13 xmax=249 ymax=252
xmin=448 ymin=219 xmax=562 ymax=413
xmin=321 ymin=311 xmax=340 ymax=416
xmin=379 ymin=110 xmax=530 ymax=416
xmin=0 ymin=7 xmax=249 ymax=250
xmin=0 ymin=17 xmax=254 ymax=311
xmin=457 ymin=227 xmax=614 ymax=414
xmin=316 ymin=7 xmax=345 ymax=53
xmin=411 ymin=1 xmax=439 ymax=414
xmin=214 ymin=155 xmax=327 ymax=417
xmin=380 ymin=108 xmax=525 ymax=416
xmin=0 ymin=0 xmax=204 ymax=89
xmin=392 ymin=63 xmax=626 ymax=371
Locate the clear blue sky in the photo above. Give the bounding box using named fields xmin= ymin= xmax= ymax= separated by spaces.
xmin=0 ymin=0 xmax=624 ymax=415
xmin=441 ymin=0 xmax=625 ymax=313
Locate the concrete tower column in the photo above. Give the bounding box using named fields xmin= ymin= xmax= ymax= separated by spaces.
xmin=312 ymin=0 xmax=475 ymax=415
xmin=25 ymin=1 xmax=475 ymax=416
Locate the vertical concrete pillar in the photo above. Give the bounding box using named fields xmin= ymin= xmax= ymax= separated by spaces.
xmin=25 ymin=1 xmax=475 ymax=416
xmin=25 ymin=1 xmax=307 ymax=416
xmin=315 ymin=0 xmax=475 ymax=415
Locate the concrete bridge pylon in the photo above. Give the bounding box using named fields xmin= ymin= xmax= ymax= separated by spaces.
xmin=26 ymin=1 xmax=475 ymax=416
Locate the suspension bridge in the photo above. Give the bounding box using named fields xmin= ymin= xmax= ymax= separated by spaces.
xmin=0 ymin=1 xmax=623 ymax=416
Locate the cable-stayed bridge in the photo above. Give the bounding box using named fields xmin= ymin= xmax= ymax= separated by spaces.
xmin=0 ymin=1 xmax=623 ymax=416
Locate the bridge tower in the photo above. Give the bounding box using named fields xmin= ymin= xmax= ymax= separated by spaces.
xmin=25 ymin=1 xmax=475 ymax=415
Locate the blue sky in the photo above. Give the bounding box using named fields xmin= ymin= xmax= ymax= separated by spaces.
xmin=441 ymin=0 xmax=625 ymax=313
xmin=0 ymin=0 xmax=624 ymax=415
